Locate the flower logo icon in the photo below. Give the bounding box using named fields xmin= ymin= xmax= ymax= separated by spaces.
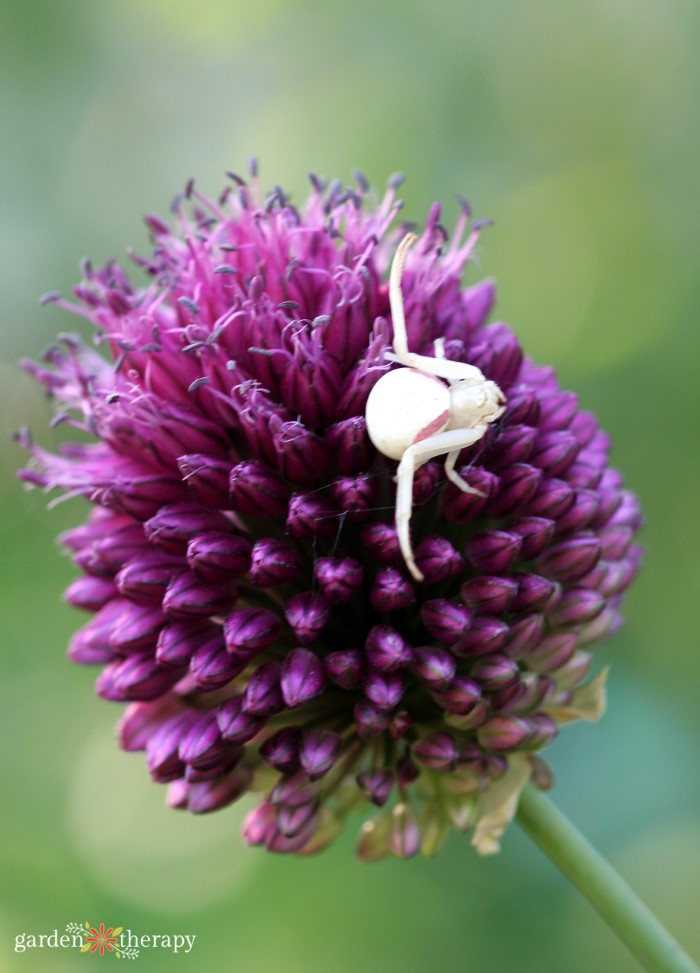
xmin=66 ymin=920 xmax=140 ymax=958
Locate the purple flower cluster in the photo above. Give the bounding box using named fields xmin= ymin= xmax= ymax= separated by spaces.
xmin=19 ymin=168 xmax=642 ymax=858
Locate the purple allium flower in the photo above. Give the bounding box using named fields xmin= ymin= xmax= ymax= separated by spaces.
xmin=18 ymin=166 xmax=642 ymax=859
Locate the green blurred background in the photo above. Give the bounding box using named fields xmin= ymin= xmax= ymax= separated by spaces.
xmin=2 ymin=1 xmax=699 ymax=970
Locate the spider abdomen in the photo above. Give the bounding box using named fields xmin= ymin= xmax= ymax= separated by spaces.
xmin=366 ymin=367 xmax=450 ymax=461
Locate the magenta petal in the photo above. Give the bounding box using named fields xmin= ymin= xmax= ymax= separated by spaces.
xmin=280 ymin=648 xmax=325 ymax=708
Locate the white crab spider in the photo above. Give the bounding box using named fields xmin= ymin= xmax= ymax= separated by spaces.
xmin=365 ymin=233 xmax=506 ymax=582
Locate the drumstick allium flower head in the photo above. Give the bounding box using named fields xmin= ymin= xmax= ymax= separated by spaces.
xmin=18 ymin=168 xmax=642 ymax=859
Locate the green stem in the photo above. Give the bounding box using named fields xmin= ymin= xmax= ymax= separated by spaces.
xmin=516 ymin=783 xmax=699 ymax=973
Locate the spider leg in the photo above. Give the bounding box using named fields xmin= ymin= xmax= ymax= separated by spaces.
xmin=389 ymin=232 xmax=418 ymax=360
xmin=385 ymin=349 xmax=486 ymax=384
xmin=444 ymin=435 xmax=488 ymax=496
xmin=395 ymin=426 xmax=489 ymax=581
xmin=388 ymin=233 xmax=488 ymax=384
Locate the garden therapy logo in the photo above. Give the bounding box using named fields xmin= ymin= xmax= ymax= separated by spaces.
xmin=13 ymin=923 xmax=196 ymax=957
xmin=69 ymin=922 xmax=137 ymax=959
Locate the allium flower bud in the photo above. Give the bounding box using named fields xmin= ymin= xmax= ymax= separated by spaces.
xmin=411 ymin=646 xmax=456 ymax=691
xmin=223 ymin=607 xmax=282 ymax=661
xmin=323 ymin=648 xmax=365 ymax=690
xmin=364 ymin=669 xmax=407 ymax=710
xmin=19 ymin=167 xmax=642 ymax=859
xmin=280 ymin=648 xmax=325 ymax=707
xmin=370 ymin=567 xmax=415 ymax=612
xmin=249 ymin=539 xmax=303 ymax=587
xmin=216 ymin=694 xmax=266 ymax=744
xmin=299 ymin=730 xmax=341 ymax=780
xmin=314 ymin=557 xmax=364 ymax=604
xmin=186 ymin=532 xmax=252 ymax=581
xmin=413 ymin=732 xmax=460 ymax=771
xmin=259 ymin=727 xmax=302 ymax=774
xmin=365 ymin=625 xmax=414 ymax=670
xmin=357 ymin=768 xmax=394 ymax=807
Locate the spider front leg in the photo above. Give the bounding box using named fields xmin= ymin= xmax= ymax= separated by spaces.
xmin=444 ymin=440 xmax=488 ymax=496
xmin=395 ymin=426 xmax=489 ymax=581
xmin=388 ymin=233 xmax=487 ymax=385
